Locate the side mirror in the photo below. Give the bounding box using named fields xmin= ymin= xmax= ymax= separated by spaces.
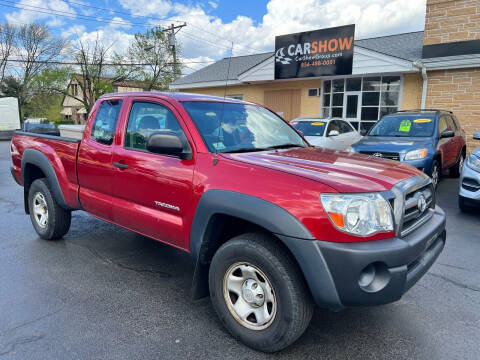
xmin=473 ymin=131 xmax=480 ymax=140
xmin=360 ymin=129 xmax=368 ymax=136
xmin=146 ymin=132 xmax=191 ymax=159
xmin=328 ymin=130 xmax=340 ymax=137
xmin=440 ymin=130 xmax=455 ymax=138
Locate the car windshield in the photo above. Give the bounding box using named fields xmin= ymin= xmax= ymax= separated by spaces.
xmin=182 ymin=101 xmax=307 ymax=153
xmin=368 ymin=114 xmax=436 ymax=137
xmin=290 ymin=120 xmax=326 ymax=137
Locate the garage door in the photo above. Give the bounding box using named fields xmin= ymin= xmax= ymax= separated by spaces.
xmin=264 ymin=89 xmax=301 ymax=121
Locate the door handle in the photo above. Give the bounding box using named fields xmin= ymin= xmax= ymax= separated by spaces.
xmin=113 ymin=162 xmax=129 ymax=169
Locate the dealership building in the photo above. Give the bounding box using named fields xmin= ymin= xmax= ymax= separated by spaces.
xmin=170 ymin=0 xmax=480 ymax=151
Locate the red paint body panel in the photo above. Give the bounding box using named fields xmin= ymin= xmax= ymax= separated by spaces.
xmin=11 ymin=92 xmax=422 ymax=250
xmin=10 ymin=134 xmax=81 ymax=208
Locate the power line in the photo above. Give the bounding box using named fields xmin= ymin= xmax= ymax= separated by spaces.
xmin=0 ymin=58 xmax=215 ymax=66
xmin=2 ymin=0 xmax=267 ymax=55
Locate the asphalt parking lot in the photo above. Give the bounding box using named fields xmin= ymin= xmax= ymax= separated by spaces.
xmin=1 ymin=140 xmax=479 ymax=360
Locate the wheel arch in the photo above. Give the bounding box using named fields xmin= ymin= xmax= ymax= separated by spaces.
xmin=21 ymin=149 xmax=71 ymax=213
xmin=189 ymin=190 xmax=314 ymax=300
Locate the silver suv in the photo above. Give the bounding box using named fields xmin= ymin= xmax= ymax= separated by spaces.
xmin=459 ymin=131 xmax=480 ymax=211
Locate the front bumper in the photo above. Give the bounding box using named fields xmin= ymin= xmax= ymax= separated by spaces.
xmin=459 ymin=163 xmax=480 ymax=201
xmin=279 ymin=205 xmax=446 ymax=310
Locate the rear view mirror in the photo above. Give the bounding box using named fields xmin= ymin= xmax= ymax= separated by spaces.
xmin=328 ymin=130 xmax=340 ymax=137
xmin=473 ymin=131 xmax=480 ymax=140
xmin=440 ymin=130 xmax=454 ymax=138
xmin=146 ymin=132 xmax=191 ymax=159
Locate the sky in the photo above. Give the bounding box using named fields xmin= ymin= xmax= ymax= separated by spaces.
xmin=1 ymin=0 xmax=427 ymax=74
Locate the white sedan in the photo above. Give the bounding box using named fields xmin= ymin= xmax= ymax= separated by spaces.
xmin=290 ymin=117 xmax=362 ymax=151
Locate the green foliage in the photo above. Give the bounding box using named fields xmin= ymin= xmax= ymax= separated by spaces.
xmin=94 ymin=81 xmax=115 ymax=99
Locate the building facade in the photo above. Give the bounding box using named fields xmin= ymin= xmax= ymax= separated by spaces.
xmin=171 ymin=0 xmax=480 ymax=151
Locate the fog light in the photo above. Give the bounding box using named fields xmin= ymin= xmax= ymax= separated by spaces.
xmin=358 ymin=262 xmax=391 ymax=293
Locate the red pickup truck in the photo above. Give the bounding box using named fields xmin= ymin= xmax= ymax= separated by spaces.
xmin=10 ymin=92 xmax=446 ymax=352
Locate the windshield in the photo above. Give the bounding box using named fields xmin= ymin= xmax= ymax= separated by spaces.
xmin=290 ymin=120 xmax=326 ymax=137
xmin=368 ymin=114 xmax=435 ymax=137
xmin=182 ymin=101 xmax=307 ymax=153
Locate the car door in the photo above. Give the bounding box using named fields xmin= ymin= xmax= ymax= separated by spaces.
xmin=111 ymin=98 xmax=195 ymax=249
xmin=339 ymin=120 xmax=360 ymax=149
xmin=447 ymin=115 xmax=463 ymax=163
xmin=437 ymin=114 xmax=456 ymax=168
xmin=78 ymin=98 xmax=125 ymax=221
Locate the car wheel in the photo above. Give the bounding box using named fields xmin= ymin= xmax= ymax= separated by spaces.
xmin=208 ymin=232 xmax=313 ymax=353
xmin=450 ymin=153 xmax=465 ymax=178
xmin=431 ymin=160 xmax=440 ymax=189
xmin=28 ymin=178 xmax=71 ymax=240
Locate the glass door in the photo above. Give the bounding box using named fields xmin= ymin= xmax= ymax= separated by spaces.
xmin=343 ymin=91 xmax=361 ymax=130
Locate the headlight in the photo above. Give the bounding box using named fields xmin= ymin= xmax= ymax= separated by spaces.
xmin=404 ymin=148 xmax=428 ymax=161
xmin=345 ymin=146 xmax=355 ymax=153
xmin=466 ymin=154 xmax=480 ymax=172
xmin=320 ymin=193 xmax=394 ymax=236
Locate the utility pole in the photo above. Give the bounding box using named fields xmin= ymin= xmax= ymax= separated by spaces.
xmin=166 ymin=23 xmax=186 ymax=77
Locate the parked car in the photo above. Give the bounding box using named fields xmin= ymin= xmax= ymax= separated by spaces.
xmin=10 ymin=93 xmax=446 ymax=352
xmin=290 ymin=117 xmax=361 ymax=150
xmin=459 ymin=131 xmax=480 ymax=211
xmin=351 ymin=110 xmax=466 ymax=188
xmin=23 ymin=122 xmax=60 ymax=136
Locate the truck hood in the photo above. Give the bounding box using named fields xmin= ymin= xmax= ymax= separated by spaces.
xmin=353 ymin=136 xmax=433 ymax=153
xmin=221 ymin=147 xmax=421 ymax=193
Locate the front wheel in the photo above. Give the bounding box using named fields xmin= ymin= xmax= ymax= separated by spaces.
xmin=208 ymin=233 xmax=313 ymax=352
xmin=450 ymin=153 xmax=465 ymax=178
xmin=28 ymin=178 xmax=71 ymax=240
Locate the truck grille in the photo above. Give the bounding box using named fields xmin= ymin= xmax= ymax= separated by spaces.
xmin=389 ymin=175 xmax=435 ymax=238
xmin=359 ymin=151 xmax=400 ymax=161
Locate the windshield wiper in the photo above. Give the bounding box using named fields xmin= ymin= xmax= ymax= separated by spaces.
xmin=220 ymin=147 xmax=270 ymax=153
xmin=267 ymin=143 xmax=304 ymax=150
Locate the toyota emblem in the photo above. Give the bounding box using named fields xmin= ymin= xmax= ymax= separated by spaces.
xmin=417 ymin=194 xmax=427 ymax=213
xmin=373 ymin=153 xmax=383 ymax=157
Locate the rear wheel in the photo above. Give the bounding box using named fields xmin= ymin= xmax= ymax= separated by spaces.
xmin=28 ymin=178 xmax=71 ymax=240
xmin=431 ymin=160 xmax=440 ymax=189
xmin=450 ymin=153 xmax=465 ymax=178
xmin=208 ymin=233 xmax=313 ymax=352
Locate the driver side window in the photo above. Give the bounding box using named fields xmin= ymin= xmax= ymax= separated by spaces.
xmin=124 ymin=102 xmax=187 ymax=152
xmin=327 ymin=120 xmax=342 ymax=136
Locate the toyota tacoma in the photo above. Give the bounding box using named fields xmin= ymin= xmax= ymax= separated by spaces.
xmin=10 ymin=92 xmax=446 ymax=352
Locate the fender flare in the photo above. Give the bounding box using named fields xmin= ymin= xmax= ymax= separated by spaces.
xmin=189 ymin=189 xmax=315 ymax=299
xmin=21 ymin=149 xmax=71 ymax=212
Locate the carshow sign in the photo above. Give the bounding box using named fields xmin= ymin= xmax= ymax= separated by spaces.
xmin=274 ymin=24 xmax=355 ymax=79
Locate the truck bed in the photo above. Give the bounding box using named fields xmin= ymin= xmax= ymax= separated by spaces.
xmin=11 ymin=131 xmax=81 ymax=209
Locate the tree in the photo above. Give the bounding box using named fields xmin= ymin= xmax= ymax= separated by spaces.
xmin=0 ymin=22 xmax=17 ymax=84
xmin=72 ymin=37 xmax=136 ymax=113
xmin=123 ymin=27 xmax=180 ymax=91
xmin=4 ymin=23 xmax=67 ymax=118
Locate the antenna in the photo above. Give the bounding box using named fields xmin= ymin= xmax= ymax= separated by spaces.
xmin=215 ymin=41 xmax=234 ymax=155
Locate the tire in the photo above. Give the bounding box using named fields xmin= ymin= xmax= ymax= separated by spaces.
xmin=28 ymin=178 xmax=71 ymax=240
xmin=208 ymin=233 xmax=313 ymax=353
xmin=450 ymin=153 xmax=465 ymax=178
xmin=430 ymin=160 xmax=440 ymax=189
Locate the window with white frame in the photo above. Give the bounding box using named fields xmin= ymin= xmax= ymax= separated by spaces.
xmin=321 ymin=76 xmax=401 ymax=132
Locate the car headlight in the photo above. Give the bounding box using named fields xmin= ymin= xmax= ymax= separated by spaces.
xmin=404 ymin=148 xmax=428 ymax=161
xmin=345 ymin=146 xmax=355 ymax=153
xmin=466 ymin=153 xmax=480 ymax=172
xmin=320 ymin=193 xmax=394 ymax=236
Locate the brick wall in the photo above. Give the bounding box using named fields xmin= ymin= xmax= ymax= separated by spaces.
xmin=424 ymin=0 xmax=480 ymax=45
xmin=426 ymin=68 xmax=480 ymax=152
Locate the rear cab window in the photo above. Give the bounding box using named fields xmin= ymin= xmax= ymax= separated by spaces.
xmin=91 ymin=100 xmax=123 ymax=145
